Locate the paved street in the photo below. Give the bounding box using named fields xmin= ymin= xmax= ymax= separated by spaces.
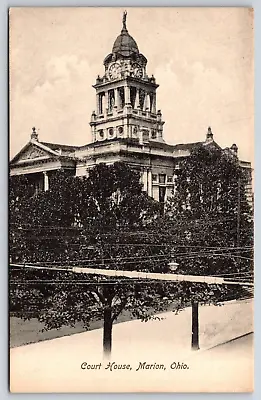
xmin=10 ymin=299 xmax=254 ymax=393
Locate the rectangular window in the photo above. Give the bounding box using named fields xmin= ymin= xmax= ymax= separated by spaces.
xmin=139 ymin=89 xmax=145 ymax=110
xmin=118 ymin=87 xmax=125 ymax=109
xmin=149 ymin=93 xmax=154 ymax=112
xmin=99 ymin=93 xmax=104 ymax=114
xmin=108 ymin=90 xmax=115 ymax=112
xmin=130 ymin=87 xmax=136 ymax=109
xmin=159 ymin=174 xmax=166 ymax=184
xmin=159 ymin=186 xmax=166 ymax=203
xmin=152 ymin=174 xmax=157 ymax=182
xmin=151 ymin=130 xmax=157 ymax=139
xmin=167 ymin=175 xmax=173 ymax=183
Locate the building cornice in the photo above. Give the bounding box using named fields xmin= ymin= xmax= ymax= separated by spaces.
xmin=93 ymin=76 xmax=159 ymax=91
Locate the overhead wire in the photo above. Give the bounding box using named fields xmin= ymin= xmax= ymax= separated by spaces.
xmin=10 ymin=264 xmax=254 ymax=287
xmin=9 ymin=249 xmax=254 ymax=266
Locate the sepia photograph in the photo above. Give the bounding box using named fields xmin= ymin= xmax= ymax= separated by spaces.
xmin=9 ymin=7 xmax=254 ymax=393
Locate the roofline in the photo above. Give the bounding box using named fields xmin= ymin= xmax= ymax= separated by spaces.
xmin=40 ymin=141 xmax=80 ymax=151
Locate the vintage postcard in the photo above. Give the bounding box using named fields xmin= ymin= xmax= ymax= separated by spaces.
xmin=9 ymin=7 xmax=254 ymax=393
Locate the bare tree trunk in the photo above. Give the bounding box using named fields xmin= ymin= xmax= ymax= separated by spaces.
xmin=103 ymin=306 xmax=113 ymax=357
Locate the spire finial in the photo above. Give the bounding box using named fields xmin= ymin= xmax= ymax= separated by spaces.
xmin=122 ymin=10 xmax=127 ymax=30
xmin=31 ymin=126 xmax=38 ymax=141
xmin=206 ymin=126 xmax=213 ymax=141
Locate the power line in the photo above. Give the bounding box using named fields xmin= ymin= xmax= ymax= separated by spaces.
xmin=9 ymin=216 xmax=241 ymax=230
xmin=11 ymin=258 xmax=170 ymax=268
xmin=13 ymin=254 xmax=253 ymax=267
xmin=178 ymin=253 xmax=253 ymax=261
xmin=9 ymin=237 xmax=253 ymax=250
xmin=17 ymin=253 xmax=171 ymax=264
xmin=212 ymin=271 xmax=254 ymax=277
xmin=10 ymin=263 xmax=254 ymax=287
xmin=9 ymin=249 xmax=253 ymax=267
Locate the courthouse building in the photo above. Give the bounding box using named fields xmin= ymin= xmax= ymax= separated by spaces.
xmin=10 ymin=12 xmax=253 ymax=204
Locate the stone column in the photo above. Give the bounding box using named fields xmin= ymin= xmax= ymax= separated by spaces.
xmin=146 ymin=93 xmax=151 ymax=111
xmin=104 ymin=91 xmax=108 ymax=114
xmin=91 ymin=126 xmax=96 ymax=142
xmin=152 ymin=94 xmax=156 ymax=113
xmin=157 ymin=110 xmax=163 ymax=140
xmin=124 ymin=85 xmax=131 ymax=105
xmin=142 ymin=169 xmax=148 ymax=192
xmin=139 ymin=130 xmax=144 ymax=145
xmin=146 ymin=94 xmax=150 ymax=118
xmin=96 ymin=94 xmax=100 ymax=114
xmin=43 ymin=172 xmax=49 ymax=192
xmin=147 ymin=170 xmax=152 ymax=197
xmin=143 ymin=93 xmax=147 ymax=111
xmin=173 ymin=173 xmax=177 ymax=195
xmin=90 ymin=112 xmax=96 ymax=142
xmin=115 ymin=88 xmax=119 ymax=109
xmin=134 ymin=88 xmax=140 ymax=109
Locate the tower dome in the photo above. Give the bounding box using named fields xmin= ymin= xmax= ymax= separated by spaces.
xmin=112 ymin=11 xmax=139 ymax=57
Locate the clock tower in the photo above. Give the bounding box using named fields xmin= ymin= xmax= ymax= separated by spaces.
xmin=90 ymin=11 xmax=165 ymax=143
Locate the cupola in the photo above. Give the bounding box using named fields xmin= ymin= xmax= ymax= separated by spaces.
xmin=112 ymin=11 xmax=139 ymax=57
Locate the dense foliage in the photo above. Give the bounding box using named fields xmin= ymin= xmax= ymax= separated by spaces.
xmin=10 ymin=156 xmax=253 ymax=354
xmin=160 ymin=144 xmax=253 ymax=277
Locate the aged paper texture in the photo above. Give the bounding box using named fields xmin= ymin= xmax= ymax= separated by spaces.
xmin=9 ymin=7 xmax=254 ymax=393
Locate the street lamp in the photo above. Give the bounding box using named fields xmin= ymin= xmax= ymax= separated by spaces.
xmin=168 ymin=248 xmax=179 ymax=271
xmin=168 ymin=261 xmax=179 ymax=272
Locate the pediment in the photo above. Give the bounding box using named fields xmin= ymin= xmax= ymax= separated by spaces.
xmin=203 ymin=140 xmax=222 ymax=151
xmin=10 ymin=141 xmax=59 ymax=165
xmin=19 ymin=145 xmax=48 ymax=160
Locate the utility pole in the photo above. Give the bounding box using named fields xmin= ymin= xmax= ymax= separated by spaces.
xmin=191 ymin=301 xmax=199 ymax=350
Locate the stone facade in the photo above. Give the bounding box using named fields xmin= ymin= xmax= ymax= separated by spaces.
xmin=10 ymin=13 xmax=253 ymax=205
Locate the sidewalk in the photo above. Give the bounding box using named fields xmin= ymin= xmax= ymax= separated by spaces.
xmin=10 ymin=298 xmax=254 ymax=393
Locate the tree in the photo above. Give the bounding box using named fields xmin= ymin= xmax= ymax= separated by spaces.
xmin=10 ymin=163 xmax=170 ymax=355
xmin=79 ymin=162 xmax=160 ymax=230
xmin=9 ymin=175 xmax=35 ymax=229
xmin=10 ymin=163 xmax=161 ymax=264
xmin=10 ymin=160 xmax=252 ymax=356
xmin=162 ymin=144 xmax=253 ymax=278
xmin=9 ymin=170 xmax=81 ymax=263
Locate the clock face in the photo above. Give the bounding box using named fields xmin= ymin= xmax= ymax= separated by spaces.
xmin=108 ymin=63 xmax=121 ymax=80
xmin=132 ymin=63 xmax=143 ymax=78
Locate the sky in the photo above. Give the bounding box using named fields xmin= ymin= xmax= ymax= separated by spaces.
xmin=9 ymin=7 xmax=254 ymax=164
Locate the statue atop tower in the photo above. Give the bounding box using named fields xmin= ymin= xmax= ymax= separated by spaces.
xmin=122 ymin=10 xmax=127 ymax=30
